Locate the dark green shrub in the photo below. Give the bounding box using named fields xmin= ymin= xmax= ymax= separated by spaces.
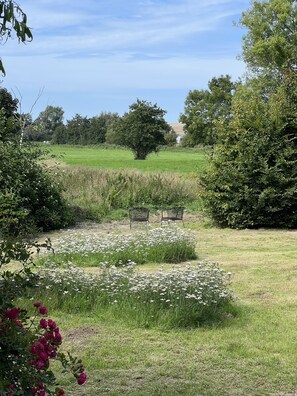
xmin=0 ymin=191 xmax=30 ymax=237
xmin=0 ymin=142 xmax=74 ymax=236
xmin=201 ymin=84 xmax=297 ymax=229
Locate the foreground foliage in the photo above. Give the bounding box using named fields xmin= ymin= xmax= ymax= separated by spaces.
xmin=0 ymin=88 xmax=74 ymax=236
xmin=0 ymin=239 xmax=86 ymax=395
xmin=0 ymin=0 xmax=32 ymax=75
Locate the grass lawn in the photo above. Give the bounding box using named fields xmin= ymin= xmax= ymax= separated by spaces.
xmin=45 ymin=145 xmax=208 ymax=174
xmin=42 ymin=224 xmax=297 ymax=395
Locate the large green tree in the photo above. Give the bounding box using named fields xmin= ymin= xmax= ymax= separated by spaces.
xmin=180 ymin=75 xmax=237 ymax=146
xmin=0 ymin=87 xmax=20 ymax=141
xmin=88 ymin=112 xmax=119 ymax=144
xmin=240 ymin=0 xmax=297 ymax=76
xmin=113 ymin=99 xmax=170 ymax=160
xmin=201 ymin=0 xmax=297 ymax=229
xmin=26 ymin=105 xmax=64 ymax=141
xmin=65 ymin=114 xmax=90 ymax=145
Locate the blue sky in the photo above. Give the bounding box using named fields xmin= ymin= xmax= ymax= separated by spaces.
xmin=2 ymin=0 xmax=251 ymax=122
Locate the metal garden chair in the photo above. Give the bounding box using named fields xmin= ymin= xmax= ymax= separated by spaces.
xmin=160 ymin=207 xmax=185 ymax=227
xmin=129 ymin=207 xmax=150 ymax=229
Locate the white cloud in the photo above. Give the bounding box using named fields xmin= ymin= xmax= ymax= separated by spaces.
xmin=2 ymin=0 xmax=250 ymax=121
xmin=8 ymin=0 xmax=248 ymax=57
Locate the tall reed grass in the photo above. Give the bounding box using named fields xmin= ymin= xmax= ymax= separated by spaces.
xmin=55 ymin=167 xmax=200 ymax=220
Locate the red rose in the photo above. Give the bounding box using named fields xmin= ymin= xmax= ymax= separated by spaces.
xmin=40 ymin=318 xmax=48 ymax=329
xmin=77 ymin=372 xmax=87 ymax=385
xmin=30 ymin=344 xmax=38 ymax=354
xmin=55 ymin=332 xmax=62 ymax=344
xmin=39 ymin=306 xmax=48 ymax=315
xmin=39 ymin=351 xmax=48 ymax=361
xmin=4 ymin=307 xmax=20 ymax=320
xmin=47 ymin=319 xmax=57 ymax=330
xmin=35 ymin=360 xmax=45 ymax=370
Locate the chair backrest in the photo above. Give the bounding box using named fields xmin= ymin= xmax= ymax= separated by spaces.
xmin=129 ymin=207 xmax=150 ymax=222
xmin=162 ymin=207 xmax=184 ymax=221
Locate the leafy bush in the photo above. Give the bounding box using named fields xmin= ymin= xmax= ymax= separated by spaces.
xmin=200 ymin=0 xmax=297 ymax=229
xmin=34 ymin=260 xmax=236 ymax=328
xmin=201 ymin=84 xmax=297 ymax=229
xmin=40 ymin=225 xmax=197 ymax=266
xmin=0 ymin=142 xmax=74 ymax=236
xmin=0 ymin=191 xmax=29 ymax=237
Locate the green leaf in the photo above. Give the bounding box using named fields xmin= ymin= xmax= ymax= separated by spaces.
xmin=0 ymin=59 xmax=6 ymax=76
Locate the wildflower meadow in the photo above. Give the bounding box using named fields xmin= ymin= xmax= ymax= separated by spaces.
xmin=33 ymin=260 xmax=235 ymax=328
xmin=41 ymin=224 xmax=197 ymax=266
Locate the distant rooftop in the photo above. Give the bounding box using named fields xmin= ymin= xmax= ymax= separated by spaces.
xmin=169 ymin=123 xmax=185 ymax=136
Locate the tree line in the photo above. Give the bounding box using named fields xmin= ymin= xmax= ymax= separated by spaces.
xmin=22 ymin=106 xmax=118 ymax=145
xmin=13 ymin=98 xmax=177 ymax=159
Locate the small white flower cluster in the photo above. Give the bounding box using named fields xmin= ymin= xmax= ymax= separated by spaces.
xmin=37 ymin=261 xmax=98 ymax=294
xmin=100 ymin=261 xmax=235 ymax=308
xmin=37 ymin=260 xmax=235 ymax=313
xmin=44 ymin=224 xmax=196 ymax=265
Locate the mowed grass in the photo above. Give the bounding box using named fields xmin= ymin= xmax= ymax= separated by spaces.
xmin=40 ymin=225 xmax=297 ymax=396
xmin=45 ymin=145 xmax=208 ymax=174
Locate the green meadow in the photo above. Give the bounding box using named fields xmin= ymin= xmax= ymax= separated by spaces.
xmin=46 ymin=145 xmax=208 ymax=174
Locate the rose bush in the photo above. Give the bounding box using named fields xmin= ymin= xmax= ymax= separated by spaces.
xmin=0 ymin=239 xmax=87 ymax=395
